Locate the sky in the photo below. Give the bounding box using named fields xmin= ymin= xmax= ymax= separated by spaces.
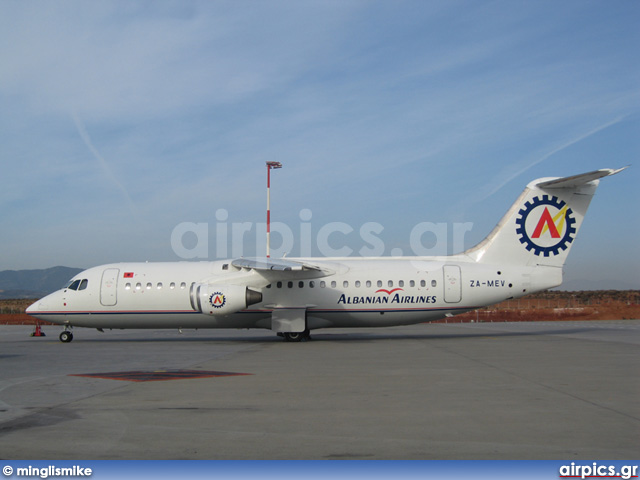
xmin=0 ymin=0 xmax=638 ymax=290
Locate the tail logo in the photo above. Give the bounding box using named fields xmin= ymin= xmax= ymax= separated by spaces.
xmin=515 ymin=195 xmax=577 ymax=256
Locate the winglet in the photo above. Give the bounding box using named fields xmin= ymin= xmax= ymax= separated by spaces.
xmin=536 ymin=166 xmax=628 ymax=189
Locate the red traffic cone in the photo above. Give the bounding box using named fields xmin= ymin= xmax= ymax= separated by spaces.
xmin=31 ymin=323 xmax=46 ymax=337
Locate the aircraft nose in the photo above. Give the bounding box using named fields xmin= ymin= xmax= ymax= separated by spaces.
xmin=26 ymin=300 xmax=40 ymax=314
xmin=26 ymin=296 xmax=51 ymax=314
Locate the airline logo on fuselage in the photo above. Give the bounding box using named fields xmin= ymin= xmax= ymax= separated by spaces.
xmin=338 ymin=288 xmax=437 ymax=305
xmin=209 ymin=292 xmax=226 ymax=308
xmin=515 ymin=195 xmax=577 ymax=256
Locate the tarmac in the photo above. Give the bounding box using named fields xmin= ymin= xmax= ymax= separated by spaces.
xmin=0 ymin=320 xmax=638 ymax=459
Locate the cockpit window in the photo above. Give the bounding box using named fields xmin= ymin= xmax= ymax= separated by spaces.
xmin=65 ymin=278 xmax=88 ymax=291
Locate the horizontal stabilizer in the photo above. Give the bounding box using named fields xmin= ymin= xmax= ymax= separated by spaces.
xmin=536 ymin=167 xmax=627 ymax=189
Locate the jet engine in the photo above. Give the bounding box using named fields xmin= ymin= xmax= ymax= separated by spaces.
xmin=190 ymin=283 xmax=263 ymax=315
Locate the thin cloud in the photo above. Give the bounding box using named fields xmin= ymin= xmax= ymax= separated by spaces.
xmin=72 ymin=112 xmax=136 ymax=214
xmin=477 ymin=116 xmax=628 ymax=202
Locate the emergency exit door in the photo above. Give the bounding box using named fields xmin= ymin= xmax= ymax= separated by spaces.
xmin=443 ymin=265 xmax=461 ymax=303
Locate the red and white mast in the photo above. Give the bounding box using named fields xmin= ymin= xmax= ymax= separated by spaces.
xmin=266 ymin=161 xmax=282 ymax=258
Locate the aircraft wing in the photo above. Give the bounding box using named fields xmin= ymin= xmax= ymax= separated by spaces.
xmin=231 ymin=257 xmax=336 ymax=278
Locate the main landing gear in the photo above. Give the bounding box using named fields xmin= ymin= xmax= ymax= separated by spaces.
xmin=282 ymin=330 xmax=311 ymax=342
xmin=59 ymin=330 xmax=73 ymax=343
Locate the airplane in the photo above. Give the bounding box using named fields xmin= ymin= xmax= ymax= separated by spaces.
xmin=26 ymin=167 xmax=625 ymax=342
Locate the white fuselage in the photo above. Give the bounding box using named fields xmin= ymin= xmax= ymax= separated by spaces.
xmin=26 ymin=257 xmax=559 ymax=331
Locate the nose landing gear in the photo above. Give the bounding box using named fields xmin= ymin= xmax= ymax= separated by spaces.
xmin=59 ymin=330 xmax=73 ymax=343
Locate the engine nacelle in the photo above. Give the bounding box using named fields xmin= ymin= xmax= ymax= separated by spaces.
xmin=190 ymin=283 xmax=263 ymax=316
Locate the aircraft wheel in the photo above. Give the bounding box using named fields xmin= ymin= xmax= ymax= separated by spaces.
xmin=59 ymin=331 xmax=73 ymax=343
xmin=283 ymin=330 xmax=310 ymax=342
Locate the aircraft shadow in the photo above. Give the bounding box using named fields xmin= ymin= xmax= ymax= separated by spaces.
xmin=65 ymin=326 xmax=594 ymax=344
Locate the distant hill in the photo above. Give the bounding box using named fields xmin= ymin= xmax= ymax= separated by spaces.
xmin=0 ymin=266 xmax=84 ymax=299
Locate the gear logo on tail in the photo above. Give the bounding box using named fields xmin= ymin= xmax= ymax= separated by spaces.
xmin=516 ymin=195 xmax=577 ymax=256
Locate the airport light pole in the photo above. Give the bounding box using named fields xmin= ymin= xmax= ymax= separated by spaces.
xmin=266 ymin=161 xmax=282 ymax=258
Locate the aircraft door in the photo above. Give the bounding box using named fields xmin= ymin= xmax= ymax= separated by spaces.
xmin=443 ymin=265 xmax=461 ymax=303
xmin=100 ymin=268 xmax=119 ymax=306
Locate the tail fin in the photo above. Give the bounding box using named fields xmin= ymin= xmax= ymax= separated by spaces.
xmin=465 ymin=168 xmax=626 ymax=267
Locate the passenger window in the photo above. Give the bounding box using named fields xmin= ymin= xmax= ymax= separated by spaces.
xmin=355 ymin=280 xmax=361 ymax=288
xmin=320 ymin=281 xmax=326 ymax=288
xmin=170 ymin=282 xmax=175 ymax=289
xmin=125 ymin=283 xmax=131 ymax=290
xmin=431 ymin=280 xmax=437 ymax=287
xmin=399 ymin=280 xmax=404 ymax=287
xmin=420 ymin=280 xmax=426 ymax=287
xmin=366 ymin=280 xmax=371 ymax=288
xmin=309 ymin=281 xmax=315 ymax=288
xmin=331 ymin=281 xmax=337 ymax=288
xmin=180 ymin=282 xmax=186 ymax=289
xmin=136 ymin=283 xmax=142 ymax=290
xmin=343 ymin=281 xmax=349 ymax=288
xmin=288 ymin=281 xmax=293 ymax=288
xmin=157 ymin=283 xmax=163 ymax=289
xmin=388 ymin=280 xmax=393 ymax=287
xmin=79 ymin=279 xmax=88 ymax=290
xmin=277 ymin=281 xmax=282 ymax=288
xmin=146 ymin=283 xmax=152 ymax=290
xmin=410 ymin=280 xmax=415 ymax=287
xmin=222 ymin=264 xmax=229 ymax=270
xmin=377 ymin=280 xmax=382 ymax=287
xmin=266 ymin=284 xmax=272 ymax=289
xmin=299 ymin=281 xmax=304 ymax=288
xmin=67 ymin=280 xmax=81 ymax=291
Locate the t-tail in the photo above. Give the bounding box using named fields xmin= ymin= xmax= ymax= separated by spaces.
xmin=464 ymin=168 xmax=626 ymax=288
